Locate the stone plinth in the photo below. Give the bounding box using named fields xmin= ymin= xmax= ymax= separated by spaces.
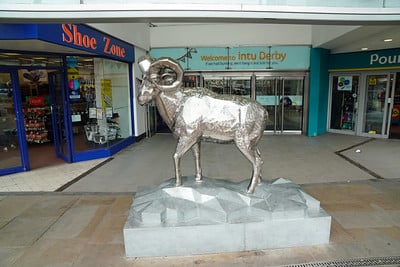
xmin=123 ymin=177 xmax=331 ymax=257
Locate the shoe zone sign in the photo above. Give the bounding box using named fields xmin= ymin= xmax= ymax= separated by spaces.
xmin=0 ymin=24 xmax=134 ymax=63
xmin=43 ymin=24 xmax=134 ymax=62
xmin=150 ymin=46 xmax=310 ymax=70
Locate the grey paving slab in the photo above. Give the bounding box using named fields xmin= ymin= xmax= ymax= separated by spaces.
xmin=0 ymin=247 xmax=27 ymax=267
xmin=0 ymin=195 xmax=43 ymax=222
xmin=11 ymin=239 xmax=85 ymax=267
xmin=21 ymin=195 xmax=77 ymax=218
xmin=341 ymin=138 xmax=400 ymax=179
xmin=43 ymin=205 xmax=102 ymax=240
xmin=0 ymin=216 xmax=58 ymax=247
xmin=360 ymin=228 xmax=400 ymax=257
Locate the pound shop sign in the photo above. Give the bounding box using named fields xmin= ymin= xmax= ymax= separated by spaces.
xmin=369 ymin=50 xmax=400 ymax=67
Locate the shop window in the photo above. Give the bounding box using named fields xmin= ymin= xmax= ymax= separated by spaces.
xmin=66 ymin=56 xmax=131 ymax=153
xmin=330 ymin=75 xmax=359 ymax=131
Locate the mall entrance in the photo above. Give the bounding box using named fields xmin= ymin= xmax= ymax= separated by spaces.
xmin=151 ymin=71 xmax=308 ymax=135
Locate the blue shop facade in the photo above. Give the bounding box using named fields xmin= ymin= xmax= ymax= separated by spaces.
xmin=0 ymin=24 xmax=136 ymax=175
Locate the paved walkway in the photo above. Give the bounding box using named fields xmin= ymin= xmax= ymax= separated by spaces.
xmin=0 ymin=179 xmax=399 ymax=267
xmin=65 ymin=133 xmax=400 ymax=192
xmin=1 ymin=133 xmax=399 ymax=193
xmin=0 ymin=133 xmax=399 ymax=266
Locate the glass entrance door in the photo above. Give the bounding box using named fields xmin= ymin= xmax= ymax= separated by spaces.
xmin=255 ymin=76 xmax=304 ymax=133
xmin=362 ymin=74 xmax=390 ymax=137
xmin=280 ymin=78 xmax=304 ymax=132
xmin=204 ymin=76 xmax=251 ymax=97
xmin=0 ymin=71 xmax=27 ymax=174
xmin=254 ymin=77 xmax=276 ymax=131
xmin=49 ymin=71 xmax=72 ymax=162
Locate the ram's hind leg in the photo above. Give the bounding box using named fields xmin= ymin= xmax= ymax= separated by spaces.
xmin=255 ymin=148 xmax=263 ymax=184
xmin=191 ymin=141 xmax=202 ymax=182
xmin=174 ymin=136 xmax=199 ymax=187
xmin=235 ymin=140 xmax=263 ymax=194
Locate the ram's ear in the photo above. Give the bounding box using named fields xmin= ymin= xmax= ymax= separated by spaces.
xmin=148 ymin=57 xmax=183 ymax=91
xmin=138 ymin=56 xmax=154 ymax=74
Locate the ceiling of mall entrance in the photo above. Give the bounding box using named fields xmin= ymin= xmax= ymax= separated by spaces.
xmin=0 ymin=2 xmax=399 ymax=53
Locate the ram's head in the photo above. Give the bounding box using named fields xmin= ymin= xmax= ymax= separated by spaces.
xmin=137 ymin=56 xmax=183 ymax=105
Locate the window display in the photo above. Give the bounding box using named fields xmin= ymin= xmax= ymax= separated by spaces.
xmin=330 ymin=75 xmax=359 ymax=131
xmin=18 ymin=69 xmax=52 ymax=144
xmin=23 ymin=107 xmax=50 ymax=143
xmin=66 ymin=56 xmax=131 ymax=153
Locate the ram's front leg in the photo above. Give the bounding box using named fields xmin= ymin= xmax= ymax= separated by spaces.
xmin=173 ymin=136 xmax=199 ymax=186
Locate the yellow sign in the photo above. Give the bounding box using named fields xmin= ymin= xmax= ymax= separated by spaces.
xmin=368 ymin=76 xmax=377 ymax=85
xmin=101 ymin=79 xmax=112 ymax=109
xmin=392 ymin=107 xmax=399 ymax=119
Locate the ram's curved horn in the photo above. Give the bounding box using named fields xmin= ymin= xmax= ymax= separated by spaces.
xmin=148 ymin=57 xmax=183 ymax=91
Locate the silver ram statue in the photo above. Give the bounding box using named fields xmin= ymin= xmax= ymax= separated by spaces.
xmin=137 ymin=56 xmax=268 ymax=194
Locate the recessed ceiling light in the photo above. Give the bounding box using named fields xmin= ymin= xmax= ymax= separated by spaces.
xmin=361 ymin=47 xmax=368 ymax=51
xmin=384 ymin=38 xmax=393 ymax=42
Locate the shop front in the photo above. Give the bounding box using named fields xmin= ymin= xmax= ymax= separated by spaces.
xmin=0 ymin=24 xmax=135 ymax=175
xmin=328 ymin=48 xmax=400 ymax=139
xmin=150 ymin=46 xmax=310 ymax=134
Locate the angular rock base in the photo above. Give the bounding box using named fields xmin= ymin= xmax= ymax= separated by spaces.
xmin=123 ymin=177 xmax=331 ymax=257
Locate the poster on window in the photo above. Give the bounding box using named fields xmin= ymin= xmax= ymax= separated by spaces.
xmin=89 ymin=107 xmax=97 ymax=119
xmin=101 ymin=79 xmax=112 ymax=109
xmin=21 ymin=69 xmax=47 ymax=83
xmin=337 ymin=76 xmax=352 ymax=91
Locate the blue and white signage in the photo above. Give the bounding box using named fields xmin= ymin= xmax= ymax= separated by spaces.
xmin=0 ymin=24 xmax=135 ymax=62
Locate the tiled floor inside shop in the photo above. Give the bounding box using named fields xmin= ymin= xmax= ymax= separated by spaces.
xmin=0 ymin=133 xmax=399 ymax=266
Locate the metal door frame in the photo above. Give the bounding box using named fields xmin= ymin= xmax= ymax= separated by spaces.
xmin=0 ymin=68 xmax=29 ymax=174
xmin=389 ymin=72 xmax=400 ymax=138
xmin=48 ymin=71 xmax=73 ymax=162
xmin=254 ymin=73 xmax=307 ymax=134
xmin=327 ymin=72 xmax=361 ymax=135
xmin=358 ymin=71 xmax=395 ymax=138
